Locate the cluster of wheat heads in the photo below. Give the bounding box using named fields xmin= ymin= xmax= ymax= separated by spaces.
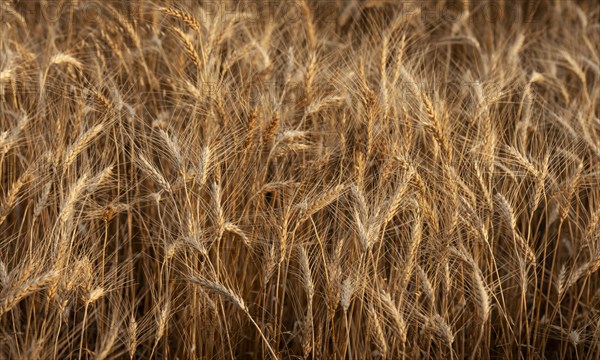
xmin=0 ymin=0 xmax=599 ymax=359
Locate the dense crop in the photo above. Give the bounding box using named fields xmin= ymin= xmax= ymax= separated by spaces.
xmin=1 ymin=1 xmax=599 ymax=359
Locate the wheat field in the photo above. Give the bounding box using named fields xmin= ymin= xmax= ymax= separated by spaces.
xmin=0 ymin=0 xmax=599 ymax=359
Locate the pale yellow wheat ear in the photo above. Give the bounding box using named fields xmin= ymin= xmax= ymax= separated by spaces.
xmin=211 ymin=182 xmax=225 ymax=237
xmin=128 ymin=315 xmax=138 ymax=359
xmin=40 ymin=53 xmax=83 ymax=98
xmin=99 ymin=29 xmax=123 ymax=64
xmin=155 ymin=302 xmax=170 ymax=345
xmin=49 ymin=53 xmax=83 ymax=70
xmin=416 ymin=265 xmax=434 ymax=304
xmin=0 ymin=67 xmax=13 ymax=83
xmin=400 ymin=211 xmax=423 ymax=288
xmin=263 ymin=244 xmax=277 ymax=286
xmin=0 ymin=261 xmax=8 ymax=288
xmin=340 ymin=272 xmax=357 ymax=315
xmin=379 ymin=290 xmax=407 ymax=344
xmin=197 ymin=145 xmax=211 ymax=187
xmin=494 ymin=193 xmax=537 ymax=266
xmin=33 ymin=181 xmax=53 ymax=220
xmin=63 ymin=124 xmax=105 ymax=171
xmin=427 ymin=314 xmax=455 ymax=346
xmin=508 ymin=32 xmax=526 ymax=66
xmin=158 ymin=129 xmax=184 ymax=171
xmin=191 ymin=276 xmax=279 ymax=359
xmin=0 ymin=166 xmax=35 ymax=226
xmin=421 ymin=93 xmax=452 ymax=160
xmin=367 ymin=301 xmax=388 ymax=358
xmin=0 ymin=270 xmax=59 ymax=316
xmin=191 ymin=276 xmax=246 ymax=313
xmin=1 ymin=112 xmax=30 ymax=158
xmin=58 ymin=165 xmax=113 ymax=226
xmin=85 ymin=287 xmax=105 ymax=305
xmin=137 ymin=154 xmax=172 ymax=193
xmin=564 ymin=220 xmax=600 ymax=291
xmin=223 ymin=222 xmax=251 ymax=247
xmin=297 ymin=184 xmax=346 ymax=222
xmin=451 ymin=245 xmax=491 ymax=324
xmin=351 ymin=184 xmax=374 ymax=251
xmin=297 ymin=245 xmax=314 ymax=358
xmin=378 ymin=166 xmax=415 ymax=226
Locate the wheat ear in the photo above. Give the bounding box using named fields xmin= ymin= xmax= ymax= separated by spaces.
xmin=160 ymin=6 xmax=202 ymax=34
xmin=63 ymin=124 xmax=104 ymax=170
xmin=0 ymin=270 xmax=59 ymax=316
xmin=191 ymin=277 xmax=279 ymax=359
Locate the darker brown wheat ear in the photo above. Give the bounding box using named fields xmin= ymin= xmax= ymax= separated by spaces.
xmin=160 ymin=6 xmax=203 ymax=34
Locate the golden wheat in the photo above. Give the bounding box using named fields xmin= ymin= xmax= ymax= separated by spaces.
xmin=1 ymin=1 xmax=599 ymax=359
